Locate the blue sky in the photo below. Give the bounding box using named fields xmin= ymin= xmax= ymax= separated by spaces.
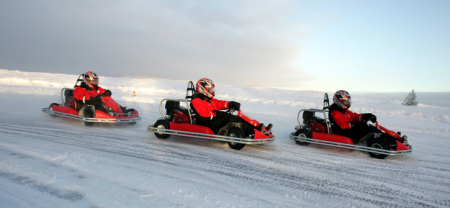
xmin=0 ymin=0 xmax=448 ymax=92
xmin=293 ymin=0 xmax=450 ymax=92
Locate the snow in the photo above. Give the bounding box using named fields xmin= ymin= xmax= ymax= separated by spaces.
xmin=1 ymin=69 xmax=450 ymax=207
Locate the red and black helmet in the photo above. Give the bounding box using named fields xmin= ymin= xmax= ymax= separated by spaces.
xmin=83 ymin=71 xmax=99 ymax=88
xmin=196 ymin=78 xmax=215 ymax=98
xmin=333 ymin=90 xmax=352 ymax=110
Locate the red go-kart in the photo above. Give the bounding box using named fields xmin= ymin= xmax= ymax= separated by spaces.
xmin=147 ymin=81 xmax=275 ymax=150
xmin=290 ymin=93 xmax=412 ymax=159
xmin=42 ymin=74 xmax=140 ymax=126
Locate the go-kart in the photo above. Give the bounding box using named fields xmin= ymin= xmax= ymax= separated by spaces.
xmin=42 ymin=74 xmax=141 ymax=126
xmin=147 ymin=81 xmax=275 ymax=150
xmin=290 ymin=93 xmax=412 ymax=159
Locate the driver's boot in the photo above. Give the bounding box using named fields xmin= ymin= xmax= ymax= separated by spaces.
xmin=266 ymin=123 xmax=273 ymax=131
xmin=258 ymin=123 xmax=264 ymax=132
xmin=106 ymin=106 xmax=116 ymax=116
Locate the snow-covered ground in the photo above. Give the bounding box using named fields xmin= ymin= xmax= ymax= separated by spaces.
xmin=1 ymin=69 xmax=450 ymax=207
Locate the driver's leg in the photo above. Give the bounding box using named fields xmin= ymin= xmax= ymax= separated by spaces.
xmin=348 ymin=125 xmax=383 ymax=144
xmin=211 ymin=114 xmax=254 ymax=135
xmin=93 ymin=103 xmax=107 ymax=113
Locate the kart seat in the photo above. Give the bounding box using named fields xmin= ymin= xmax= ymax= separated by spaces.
xmin=313 ymin=116 xmax=327 ymax=126
xmin=178 ymin=106 xmax=190 ymax=116
xmin=189 ymin=102 xmax=199 ymax=124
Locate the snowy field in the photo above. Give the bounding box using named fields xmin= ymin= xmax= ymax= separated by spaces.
xmin=1 ymin=69 xmax=450 ymax=208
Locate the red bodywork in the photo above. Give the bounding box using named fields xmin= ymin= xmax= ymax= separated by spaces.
xmin=169 ymin=110 xmax=273 ymax=141
xmin=173 ymin=111 xmax=191 ymax=123
xmin=312 ymin=132 xmax=354 ymax=145
xmin=376 ymin=122 xmax=402 ymax=140
xmin=238 ymin=111 xmax=267 ymax=131
xmin=308 ymin=121 xmax=411 ymax=151
xmin=51 ymin=96 xmax=139 ymax=120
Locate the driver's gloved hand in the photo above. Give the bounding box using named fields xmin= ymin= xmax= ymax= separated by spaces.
xmin=86 ymin=95 xmax=102 ymax=106
xmin=229 ymin=101 xmax=241 ymax=111
xmin=362 ymin=113 xmax=376 ymax=123
xmin=104 ymin=90 xmax=112 ymax=97
xmin=92 ymin=94 xmax=103 ymax=100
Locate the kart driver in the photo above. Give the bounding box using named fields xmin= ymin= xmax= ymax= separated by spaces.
xmin=329 ymin=90 xmax=393 ymax=144
xmin=73 ymin=71 xmax=111 ymax=113
xmin=191 ymin=78 xmax=272 ymax=135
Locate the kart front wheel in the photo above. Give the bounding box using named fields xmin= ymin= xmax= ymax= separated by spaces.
xmin=84 ymin=107 xmax=94 ymax=127
xmin=154 ymin=120 xmax=171 ymax=139
xmin=294 ymin=129 xmax=311 ymax=146
xmin=49 ymin=103 xmax=59 ymax=116
xmin=367 ymin=138 xmax=389 ymax=159
xmin=227 ymin=127 xmax=246 ymax=150
xmin=126 ymin=109 xmax=137 ymax=125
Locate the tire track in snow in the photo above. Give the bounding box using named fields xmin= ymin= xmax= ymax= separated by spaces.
xmin=1 ymin=119 xmax=450 ymax=207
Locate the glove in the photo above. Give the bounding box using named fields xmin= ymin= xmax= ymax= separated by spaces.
xmin=104 ymin=90 xmax=112 ymax=97
xmin=362 ymin=113 xmax=377 ymax=123
xmin=229 ymin=101 xmax=241 ymax=111
xmin=86 ymin=95 xmax=102 ymax=106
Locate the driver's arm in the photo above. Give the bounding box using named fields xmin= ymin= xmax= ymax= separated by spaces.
xmin=330 ymin=111 xmax=352 ymax=129
xmin=211 ymin=99 xmax=229 ymax=110
xmin=73 ymin=87 xmax=89 ymax=104
xmin=348 ymin=110 xmax=363 ymax=122
xmin=192 ymin=98 xmax=216 ymax=120
xmin=97 ymin=86 xmax=106 ymax=94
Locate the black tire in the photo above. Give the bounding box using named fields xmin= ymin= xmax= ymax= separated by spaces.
xmin=154 ymin=120 xmax=170 ymax=139
xmin=49 ymin=103 xmax=59 ymax=116
xmin=84 ymin=107 xmax=94 ymax=127
xmin=294 ymin=129 xmax=311 ymax=146
xmin=367 ymin=138 xmax=390 ymax=159
xmin=126 ymin=109 xmax=137 ymax=125
xmin=227 ymin=127 xmax=246 ymax=150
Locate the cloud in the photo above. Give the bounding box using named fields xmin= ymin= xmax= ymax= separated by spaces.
xmin=0 ymin=0 xmax=312 ymax=89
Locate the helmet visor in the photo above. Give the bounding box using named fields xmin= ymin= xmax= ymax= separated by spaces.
xmin=90 ymin=78 xmax=99 ymax=86
xmin=342 ymin=99 xmax=351 ymax=108
xmin=208 ymin=87 xmax=215 ymax=94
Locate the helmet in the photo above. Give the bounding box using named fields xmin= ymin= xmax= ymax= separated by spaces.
xmin=83 ymin=71 xmax=99 ymax=88
xmin=333 ymin=90 xmax=352 ymax=110
xmin=196 ymin=78 xmax=215 ymax=98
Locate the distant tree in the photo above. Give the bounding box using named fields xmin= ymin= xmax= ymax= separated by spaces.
xmin=402 ymin=90 xmax=419 ymax=106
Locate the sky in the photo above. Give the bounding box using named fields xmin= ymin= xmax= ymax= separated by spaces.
xmin=0 ymin=0 xmax=449 ymax=92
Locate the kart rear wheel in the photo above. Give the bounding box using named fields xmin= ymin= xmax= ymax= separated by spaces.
xmin=154 ymin=120 xmax=170 ymax=139
xmin=49 ymin=103 xmax=59 ymax=116
xmin=367 ymin=138 xmax=389 ymax=159
xmin=294 ymin=129 xmax=311 ymax=146
xmin=84 ymin=107 xmax=94 ymax=127
xmin=227 ymin=127 xmax=246 ymax=150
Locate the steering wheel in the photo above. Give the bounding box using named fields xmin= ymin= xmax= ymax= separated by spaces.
xmin=227 ymin=108 xmax=238 ymax=114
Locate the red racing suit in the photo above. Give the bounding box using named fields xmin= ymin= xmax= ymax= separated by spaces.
xmin=73 ymin=83 xmax=106 ymax=104
xmin=191 ymin=96 xmax=230 ymax=120
xmin=329 ymin=103 xmax=363 ymax=132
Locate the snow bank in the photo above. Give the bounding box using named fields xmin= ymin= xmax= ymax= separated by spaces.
xmin=1 ymin=69 xmax=449 ymax=123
